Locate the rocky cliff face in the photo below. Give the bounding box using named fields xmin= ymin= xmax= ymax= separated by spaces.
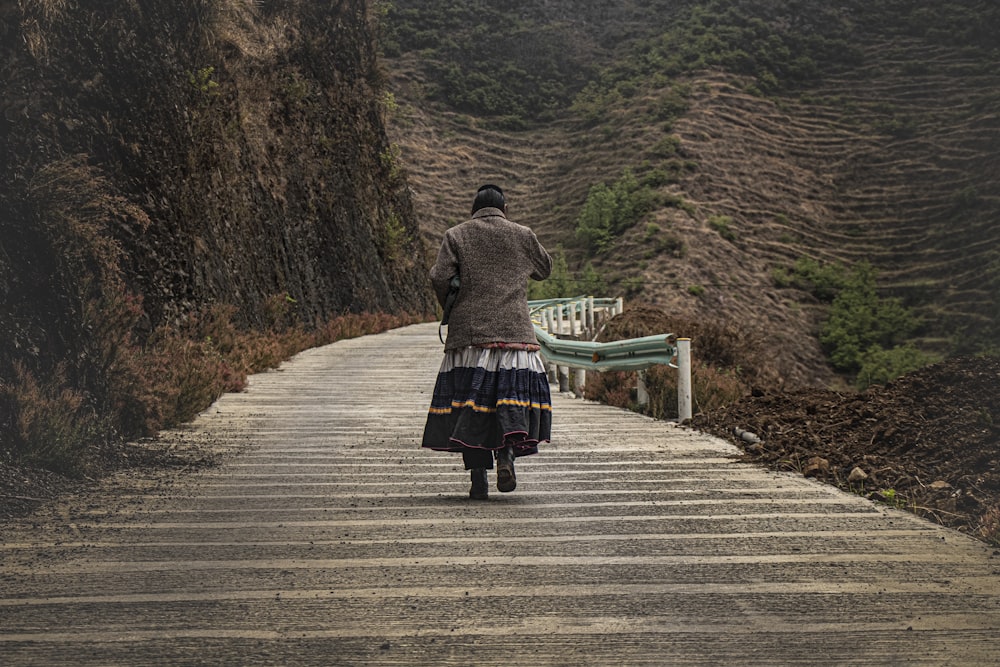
xmin=1 ymin=1 xmax=433 ymax=376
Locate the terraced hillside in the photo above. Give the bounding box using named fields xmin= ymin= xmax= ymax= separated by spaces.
xmin=677 ymin=38 xmax=1000 ymax=343
xmin=383 ymin=2 xmax=1000 ymax=387
xmin=817 ymin=40 xmax=1000 ymax=348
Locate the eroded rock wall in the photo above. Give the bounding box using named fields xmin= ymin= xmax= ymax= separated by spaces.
xmin=0 ymin=0 xmax=433 ymax=371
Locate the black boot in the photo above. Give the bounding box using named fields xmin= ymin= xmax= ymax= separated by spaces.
xmin=469 ymin=468 xmax=489 ymax=500
xmin=496 ymin=447 xmax=516 ymax=493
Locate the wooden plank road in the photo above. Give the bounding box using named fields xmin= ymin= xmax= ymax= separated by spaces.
xmin=2 ymin=322 xmax=1000 ymax=665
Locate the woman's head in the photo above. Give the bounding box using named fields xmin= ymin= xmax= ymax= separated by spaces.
xmin=472 ymin=184 xmax=506 ymax=214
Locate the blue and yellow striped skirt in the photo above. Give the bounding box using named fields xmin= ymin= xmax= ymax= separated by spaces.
xmin=421 ymin=346 xmax=552 ymax=458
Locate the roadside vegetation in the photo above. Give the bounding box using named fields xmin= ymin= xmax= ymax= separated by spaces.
xmin=1 ymin=155 xmax=421 ymax=476
xmin=2 ymin=300 xmax=421 ymax=475
xmin=575 ymin=252 xmax=940 ymax=423
xmin=583 ymin=305 xmax=776 ymax=420
xmin=774 ymin=257 xmax=939 ymax=389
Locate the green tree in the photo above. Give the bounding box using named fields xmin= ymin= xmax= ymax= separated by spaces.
xmin=575 ymin=183 xmax=616 ymax=253
xmin=529 ymin=248 xmax=607 ymax=300
xmin=530 ymin=246 xmax=574 ymax=300
xmin=773 ymin=256 xmax=848 ymax=302
xmin=820 ymin=262 xmax=918 ymax=374
xmin=575 ymin=169 xmax=657 ymax=254
xmin=579 ymin=260 xmax=607 ymax=295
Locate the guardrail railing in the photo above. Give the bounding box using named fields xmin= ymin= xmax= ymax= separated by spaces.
xmin=528 ymin=296 xmax=621 ymax=338
xmin=529 ymin=296 xmax=692 ymax=421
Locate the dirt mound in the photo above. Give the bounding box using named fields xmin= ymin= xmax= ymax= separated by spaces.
xmin=692 ymin=355 xmax=1000 ymax=544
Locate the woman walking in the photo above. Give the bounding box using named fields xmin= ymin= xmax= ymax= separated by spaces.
xmin=421 ymin=184 xmax=553 ymax=499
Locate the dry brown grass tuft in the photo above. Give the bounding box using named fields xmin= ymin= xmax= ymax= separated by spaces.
xmin=17 ymin=0 xmax=71 ymax=60
xmin=977 ymin=504 xmax=1000 ymax=548
xmin=204 ymin=0 xmax=293 ymax=59
xmin=19 ymin=0 xmax=70 ymax=21
xmin=597 ymin=304 xmax=779 ymax=387
xmin=26 ymin=156 xmax=151 ymax=285
xmin=585 ymin=358 xmax=751 ymax=420
xmin=3 ymin=362 xmax=93 ymax=474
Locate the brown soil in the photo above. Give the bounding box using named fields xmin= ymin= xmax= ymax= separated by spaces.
xmin=691 ymin=355 xmax=1000 ymax=545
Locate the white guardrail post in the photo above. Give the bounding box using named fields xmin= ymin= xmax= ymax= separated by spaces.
xmin=636 ymin=371 xmax=648 ymax=408
xmin=677 ymin=338 xmax=692 ymax=421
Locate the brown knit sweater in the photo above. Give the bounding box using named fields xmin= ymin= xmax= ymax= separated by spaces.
xmin=430 ymin=207 xmax=552 ymax=351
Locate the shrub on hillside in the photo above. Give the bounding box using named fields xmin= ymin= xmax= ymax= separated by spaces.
xmin=855 ymin=344 xmax=938 ymax=391
xmin=774 ymin=257 xmax=936 ymax=388
xmin=820 ymin=261 xmax=919 ymax=374
xmin=707 ymin=215 xmax=736 ymax=242
xmin=576 ymin=169 xmax=658 ymax=254
xmin=772 ymin=256 xmax=847 ymax=302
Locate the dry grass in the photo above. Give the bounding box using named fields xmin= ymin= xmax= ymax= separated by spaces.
xmin=4 ymin=362 xmax=92 ymax=473
xmin=3 ymin=305 xmax=424 ymax=475
xmin=976 ymin=504 xmax=1000 ymax=547
xmin=206 ymin=0 xmax=293 ymax=59
xmin=137 ymin=308 xmax=424 ymax=432
xmin=17 ymin=0 xmax=71 ymax=60
xmin=585 ymin=358 xmax=751 ymax=420
xmin=584 ymin=303 xmax=777 ymax=419
xmin=25 ymin=155 xmax=151 ymax=285
xmin=597 ymin=305 xmax=779 ymax=384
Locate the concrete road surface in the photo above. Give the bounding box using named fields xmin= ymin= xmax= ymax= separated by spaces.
xmin=2 ymin=322 xmax=1000 ymax=665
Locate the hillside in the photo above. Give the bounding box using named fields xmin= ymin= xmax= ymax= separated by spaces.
xmin=1 ymin=1 xmax=434 ymax=470
xmin=383 ymin=0 xmax=1000 ymax=387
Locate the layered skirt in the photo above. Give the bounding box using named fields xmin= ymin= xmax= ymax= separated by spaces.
xmin=421 ymin=345 xmax=552 ymax=464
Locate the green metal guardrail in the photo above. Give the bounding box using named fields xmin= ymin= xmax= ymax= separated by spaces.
xmin=527 ymin=296 xmax=620 ymax=309
xmin=529 ymin=296 xmax=692 ymax=420
xmin=532 ymin=326 xmax=677 ymax=372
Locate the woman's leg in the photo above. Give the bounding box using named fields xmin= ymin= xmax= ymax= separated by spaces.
xmin=469 ymin=468 xmax=489 ymax=500
xmin=495 ymin=446 xmax=516 ymax=492
xmin=462 ymin=448 xmax=493 ymax=470
xmin=464 ymin=448 xmax=492 ymax=500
